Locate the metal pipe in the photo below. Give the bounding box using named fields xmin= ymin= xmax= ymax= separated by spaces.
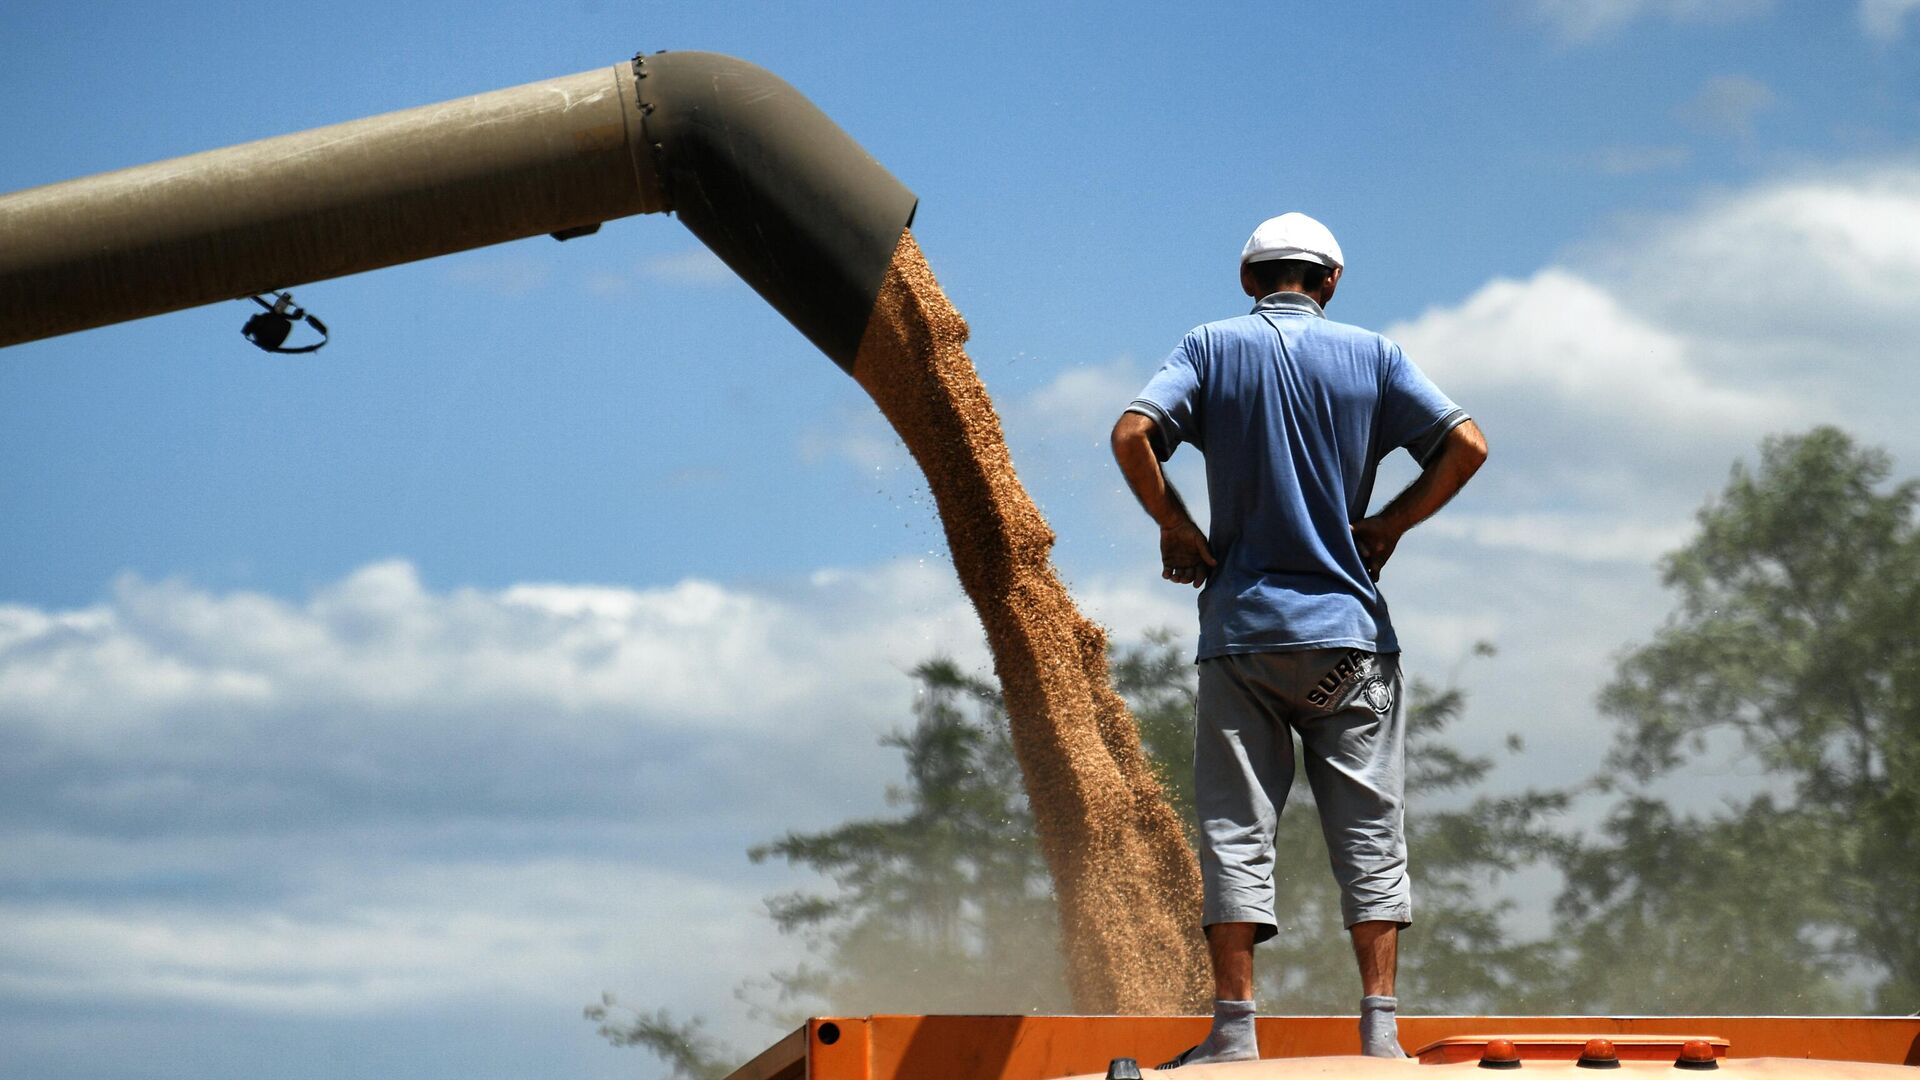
xmin=0 ymin=52 xmax=916 ymax=371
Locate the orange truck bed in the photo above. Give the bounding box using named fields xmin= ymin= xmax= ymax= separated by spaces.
xmin=725 ymin=1015 xmax=1920 ymax=1080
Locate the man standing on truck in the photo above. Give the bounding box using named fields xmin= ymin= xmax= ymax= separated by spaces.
xmin=1111 ymin=213 xmax=1487 ymax=1066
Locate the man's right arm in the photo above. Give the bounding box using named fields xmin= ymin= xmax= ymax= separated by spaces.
xmin=1351 ymin=419 xmax=1488 ymax=581
xmin=1111 ymin=412 xmax=1215 ymax=588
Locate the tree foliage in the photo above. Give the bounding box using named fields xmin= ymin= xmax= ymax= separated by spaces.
xmin=746 ymin=638 xmax=1564 ymax=1019
xmin=1560 ymin=426 xmax=1919 ymax=1011
xmin=584 ymin=996 xmax=732 ymax=1080
xmin=745 ymin=657 xmax=1068 ymax=1019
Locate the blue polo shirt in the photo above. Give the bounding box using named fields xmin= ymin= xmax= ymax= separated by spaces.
xmin=1129 ymin=292 xmax=1466 ymax=660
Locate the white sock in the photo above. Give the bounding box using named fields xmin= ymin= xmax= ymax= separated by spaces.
xmin=1156 ymin=999 xmax=1258 ymax=1069
xmin=1359 ymin=995 xmax=1407 ymax=1058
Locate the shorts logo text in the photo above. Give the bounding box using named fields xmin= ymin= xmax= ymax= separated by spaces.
xmin=1306 ymin=650 xmax=1375 ymax=708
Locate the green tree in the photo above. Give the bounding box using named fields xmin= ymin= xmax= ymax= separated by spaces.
xmin=584 ymin=997 xmax=732 ymax=1080
xmin=597 ymin=635 xmax=1569 ymax=1073
xmin=746 ymin=657 xmax=1069 ymax=1019
xmin=1557 ymin=427 xmax=1919 ymax=1012
xmin=751 ymin=637 xmax=1563 ymax=1018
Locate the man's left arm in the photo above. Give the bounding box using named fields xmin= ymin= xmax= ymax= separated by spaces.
xmin=1351 ymin=419 xmax=1487 ymax=580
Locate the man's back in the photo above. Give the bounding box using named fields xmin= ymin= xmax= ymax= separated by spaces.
xmin=1129 ymin=292 xmax=1464 ymax=659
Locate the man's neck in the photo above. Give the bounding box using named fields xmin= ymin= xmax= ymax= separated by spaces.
xmin=1254 ymin=291 xmax=1326 ymax=316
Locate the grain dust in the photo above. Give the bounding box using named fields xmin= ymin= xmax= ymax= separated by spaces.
xmin=850 ymin=231 xmax=1210 ymax=1015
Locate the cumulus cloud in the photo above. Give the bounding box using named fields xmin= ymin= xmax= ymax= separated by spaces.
xmin=0 ymin=559 xmax=998 ymax=1023
xmin=1598 ymin=167 xmax=1920 ymax=356
xmin=1386 ymin=267 xmax=1795 ymax=520
xmin=798 ymin=411 xmax=912 ymax=473
xmin=997 ymin=358 xmax=1153 ymax=505
xmin=1423 ymin=513 xmax=1695 ymax=565
xmin=0 ymin=560 xmax=997 ymax=818
xmin=8 ymin=560 xmax=985 ymax=736
xmin=0 ymin=858 xmax=792 ymax=1017
xmin=0 ymin=557 xmax=1200 ymax=1030
xmin=1385 ymin=162 xmax=1920 ymax=518
xmin=0 ymin=543 xmax=1588 ymax=1029
xmin=1341 ymin=164 xmax=1920 ymax=787
xmin=1860 ymin=0 xmax=1920 ymax=39
xmin=1593 ymin=144 xmax=1693 ymax=176
xmin=641 ymin=247 xmax=737 ymax=287
xmin=443 ymin=256 xmax=552 ymax=297
xmin=1392 ymin=268 xmax=1790 ymax=433
xmin=1578 ymin=165 xmax=1920 ymax=464
xmin=1519 ymin=0 xmax=1770 ymax=42
xmin=582 ymin=248 xmax=742 ymax=295
xmin=1674 ymin=74 xmax=1776 ymax=140
xmin=1014 ymin=359 xmax=1146 ymax=441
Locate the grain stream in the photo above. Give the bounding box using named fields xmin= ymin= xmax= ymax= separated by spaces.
xmin=851 ymin=231 xmax=1210 ymax=1015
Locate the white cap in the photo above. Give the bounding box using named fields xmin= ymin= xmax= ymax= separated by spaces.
xmin=1241 ymin=212 xmax=1344 ymax=269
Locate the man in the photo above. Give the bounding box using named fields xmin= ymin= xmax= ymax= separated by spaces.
xmin=1111 ymin=213 xmax=1486 ymax=1066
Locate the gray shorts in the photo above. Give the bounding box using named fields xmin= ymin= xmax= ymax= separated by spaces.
xmin=1194 ymin=648 xmax=1410 ymax=939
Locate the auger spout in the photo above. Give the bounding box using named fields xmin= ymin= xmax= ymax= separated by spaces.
xmin=0 ymin=52 xmax=916 ymax=371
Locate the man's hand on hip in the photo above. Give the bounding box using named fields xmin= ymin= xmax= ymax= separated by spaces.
xmin=1161 ymin=519 xmax=1217 ymax=587
xmin=1350 ymin=516 xmax=1403 ymax=581
xmin=1351 ymin=419 xmax=1489 ymax=581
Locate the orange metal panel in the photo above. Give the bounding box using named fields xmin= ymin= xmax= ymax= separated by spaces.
xmin=807 ymin=1017 xmax=872 ymax=1080
xmin=1413 ymin=1034 xmax=1729 ymax=1064
xmin=725 ymin=1015 xmax=1920 ymax=1080
xmin=860 ymin=1014 xmax=1222 ymax=1079
xmin=1395 ymin=1017 xmax=1920 ymax=1066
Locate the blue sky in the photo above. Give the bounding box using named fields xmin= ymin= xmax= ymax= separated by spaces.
xmin=3 ymin=2 xmax=1919 ymax=1078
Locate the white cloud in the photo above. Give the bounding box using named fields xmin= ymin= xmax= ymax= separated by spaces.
xmin=3 ymin=560 xmax=976 ymax=738
xmin=1860 ymin=0 xmax=1920 ymax=39
xmin=1363 ymin=162 xmax=1920 ymax=785
xmin=1014 ymin=359 xmax=1144 ymax=442
xmin=1674 ymin=74 xmax=1776 ymax=140
xmin=1382 ymin=161 xmax=1920 ymax=528
xmin=0 ymin=557 xmax=1016 ymax=856
xmin=798 ymin=416 xmax=912 ymax=472
xmin=443 ymin=256 xmax=551 ymax=297
xmin=642 ymin=248 xmax=737 ymax=287
xmin=0 ymin=858 xmax=793 ymax=1018
xmin=997 ymin=358 xmax=1150 ymax=503
xmin=1390 ymin=265 xmax=1789 ymax=438
xmin=1520 ymin=0 xmax=1770 ymax=42
xmin=1424 ymin=512 xmax=1695 ymax=565
xmin=1580 ymin=165 xmax=1920 ymax=464
xmin=1600 ymin=167 xmax=1920 ymax=353
xmin=0 ymin=554 xmax=1256 ymax=1046
xmin=583 ymin=248 xmax=741 ymax=294
xmin=0 ymin=558 xmax=1023 ymax=1035
xmin=1594 ymin=144 xmax=1692 ymax=176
